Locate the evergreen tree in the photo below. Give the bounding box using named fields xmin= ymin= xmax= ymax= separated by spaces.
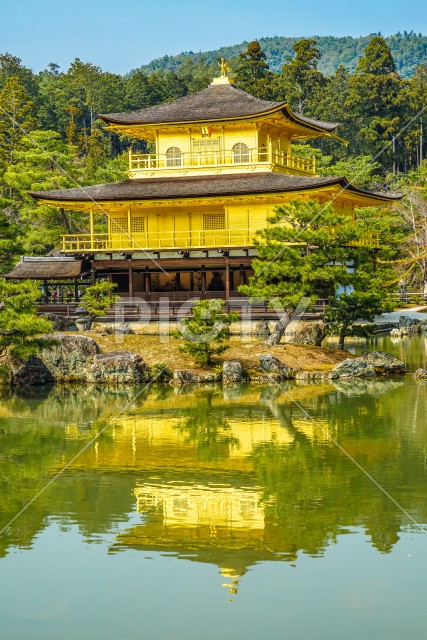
xmin=345 ymin=37 xmax=403 ymax=168
xmin=0 ymin=53 xmax=38 ymax=98
xmin=2 ymin=130 xmax=84 ymax=253
xmin=84 ymin=119 xmax=128 ymax=183
xmin=235 ymin=41 xmax=275 ymax=99
xmin=0 ymin=211 xmax=22 ymax=273
xmin=402 ymin=63 xmax=427 ymax=167
xmin=174 ymin=299 xmax=237 ymax=366
xmin=0 ymin=77 xmax=37 ymax=171
xmin=79 ymin=281 xmax=119 ymax=329
xmin=240 ymin=199 xmax=393 ymax=346
xmin=0 ymin=280 xmax=54 ymax=363
xmin=124 ymin=70 xmax=163 ymax=110
xmin=280 ymin=39 xmax=326 ymax=113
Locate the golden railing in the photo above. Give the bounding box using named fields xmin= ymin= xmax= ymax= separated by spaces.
xmin=346 ymin=233 xmax=380 ymax=249
xmin=61 ymin=229 xmax=381 ymax=253
xmin=129 ymin=148 xmax=316 ymax=175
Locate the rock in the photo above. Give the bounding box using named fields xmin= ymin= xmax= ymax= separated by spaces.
xmin=172 ymin=369 xmax=222 ymax=385
xmin=259 ymin=354 xmax=297 ymax=379
xmin=295 ymin=370 xmax=333 ymax=382
xmin=113 ymin=322 xmax=134 ymax=335
xmin=413 ymin=368 xmax=427 ymax=380
xmin=9 ymin=356 xmax=54 ymax=387
xmin=292 ymin=322 xmax=326 ymax=347
xmin=40 ymin=333 xmax=100 ymax=382
xmin=359 ymin=351 xmax=406 ymax=374
xmin=332 ymin=357 xmax=376 ymax=379
xmin=39 ymin=313 xmax=77 ymax=331
xmin=89 ymin=351 xmax=149 ymax=383
xmin=90 ymin=324 xmax=112 ymax=336
xmin=222 ymin=360 xmax=243 ymax=385
xmin=255 ymin=320 xmax=270 ymax=338
xmin=398 ymin=315 xmax=417 ymax=329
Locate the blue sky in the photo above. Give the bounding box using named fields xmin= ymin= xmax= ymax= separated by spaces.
xmin=1 ymin=0 xmax=426 ymax=74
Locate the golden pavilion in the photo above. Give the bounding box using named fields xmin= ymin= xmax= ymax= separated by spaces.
xmin=25 ymin=69 xmax=398 ymax=304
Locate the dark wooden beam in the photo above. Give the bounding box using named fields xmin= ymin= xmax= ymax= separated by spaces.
xmin=128 ymin=262 xmax=134 ymax=298
xmin=225 ymin=255 xmax=230 ymax=301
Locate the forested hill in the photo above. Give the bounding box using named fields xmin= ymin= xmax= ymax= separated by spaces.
xmin=135 ymin=33 xmax=427 ymax=78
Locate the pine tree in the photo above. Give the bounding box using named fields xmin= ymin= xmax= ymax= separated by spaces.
xmin=174 ymin=299 xmax=237 ymax=366
xmin=2 ymin=130 xmax=84 ymax=253
xmin=345 ymin=37 xmax=403 ymax=167
xmin=79 ymin=281 xmax=119 ymax=329
xmin=0 ymin=76 xmax=37 ymax=171
xmin=0 ymin=280 xmax=55 ymax=363
xmin=0 ymin=210 xmax=22 ymax=273
xmin=280 ymin=39 xmax=326 ymax=114
xmin=240 ymin=199 xmax=393 ymax=346
xmin=235 ymin=41 xmax=274 ymax=99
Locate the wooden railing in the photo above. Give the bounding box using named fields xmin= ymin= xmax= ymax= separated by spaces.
xmin=129 ymin=148 xmax=316 ymax=176
xmin=62 ymin=229 xmax=381 ymax=253
xmin=62 ymin=228 xmax=258 ymax=252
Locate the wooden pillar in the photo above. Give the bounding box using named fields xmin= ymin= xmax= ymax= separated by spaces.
xmin=190 ymin=271 xmax=194 ymax=292
xmin=144 ymin=268 xmax=151 ymax=300
xmin=239 ymin=264 xmax=247 ymax=286
xmin=225 ymin=255 xmax=230 ymax=301
xmin=175 ymin=272 xmax=181 ymax=291
xmin=127 ymin=204 xmax=132 ymax=248
xmin=74 ymin=279 xmax=79 ymax=302
xmin=201 ymin=266 xmax=206 ymax=299
xmin=108 ymin=273 xmax=113 ymax=299
xmin=89 ymin=205 xmax=95 ymax=250
xmin=128 ymin=262 xmax=134 ymax=298
xmin=91 ymin=265 xmax=96 ymax=285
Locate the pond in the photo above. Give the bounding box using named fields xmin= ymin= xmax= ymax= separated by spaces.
xmin=0 ymin=337 xmax=426 ymax=639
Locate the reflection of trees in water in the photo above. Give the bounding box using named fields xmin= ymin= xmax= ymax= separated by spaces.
xmin=174 ymin=391 xmax=240 ymax=461
xmin=253 ymin=381 xmax=427 ymax=556
xmin=2 ymin=381 xmax=427 ymax=565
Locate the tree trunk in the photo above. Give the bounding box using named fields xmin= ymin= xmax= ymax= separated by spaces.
xmin=338 ymin=325 xmax=347 ymax=350
xmin=60 ymin=208 xmax=72 ymax=233
xmin=264 ymin=311 xmax=292 ymax=346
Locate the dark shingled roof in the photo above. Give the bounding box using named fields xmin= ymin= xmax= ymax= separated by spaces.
xmin=4 ymin=257 xmax=83 ymax=280
xmin=29 ymin=172 xmax=400 ymax=203
xmin=99 ymin=82 xmax=339 ymax=132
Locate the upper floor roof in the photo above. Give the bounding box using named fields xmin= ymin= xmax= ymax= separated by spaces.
xmin=99 ymin=79 xmax=339 ymax=136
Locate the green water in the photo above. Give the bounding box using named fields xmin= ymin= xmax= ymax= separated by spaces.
xmin=1 ymin=337 xmax=427 ymax=639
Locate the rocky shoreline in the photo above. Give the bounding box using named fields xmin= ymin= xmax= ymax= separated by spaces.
xmin=0 ymin=332 xmax=420 ymax=388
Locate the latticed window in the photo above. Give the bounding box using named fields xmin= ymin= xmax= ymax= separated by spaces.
xmin=193 ymin=137 xmax=221 ymax=153
xmin=233 ymin=142 xmax=250 ymax=163
xmin=166 ymin=146 xmax=182 ymax=167
xmin=110 ymin=216 xmax=127 ymax=234
xmin=203 ymin=212 xmax=226 ymax=231
xmin=131 ymin=217 xmax=145 ymax=233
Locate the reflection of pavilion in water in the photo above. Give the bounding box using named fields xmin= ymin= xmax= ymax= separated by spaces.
xmin=129 ymin=482 xmax=269 ymax=597
xmin=87 ymin=392 xmax=303 ymax=596
xmin=54 ymin=387 xmax=404 ymax=594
